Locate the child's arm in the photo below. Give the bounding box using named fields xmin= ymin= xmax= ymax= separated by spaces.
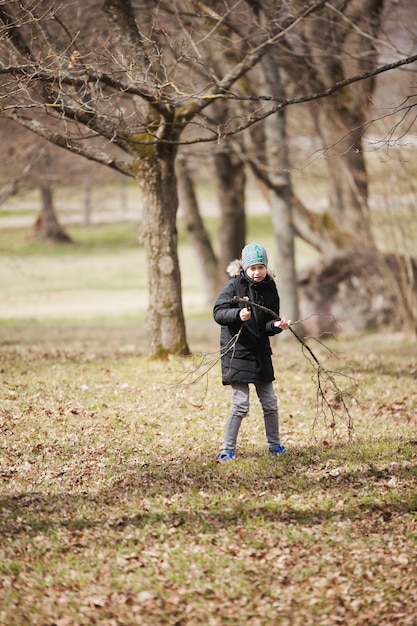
xmin=213 ymin=280 xmax=242 ymax=326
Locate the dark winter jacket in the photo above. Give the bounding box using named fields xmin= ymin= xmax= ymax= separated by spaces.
xmin=213 ymin=260 xmax=283 ymax=385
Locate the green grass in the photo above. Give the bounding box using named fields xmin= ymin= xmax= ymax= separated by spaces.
xmin=0 ymin=222 xmax=141 ymax=255
xmin=0 ymin=217 xmax=316 ymax=324
xmin=0 ymin=320 xmax=416 ymax=625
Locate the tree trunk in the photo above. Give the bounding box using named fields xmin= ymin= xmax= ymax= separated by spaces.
xmin=176 ymin=154 xmax=222 ymax=305
xmin=251 ymin=176 xmax=346 ymax=253
xmin=293 ymin=0 xmax=384 ymax=249
xmin=137 ymin=147 xmax=190 ymax=357
xmin=214 ymin=147 xmax=246 ymax=269
xmin=314 ymin=99 xmax=375 ymax=248
xmin=292 ymin=194 xmax=347 ymax=252
xmin=261 ymin=53 xmax=301 ymax=328
xmin=26 ymin=183 xmax=71 ymax=243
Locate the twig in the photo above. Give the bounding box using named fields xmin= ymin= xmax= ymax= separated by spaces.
xmin=231 ymin=295 xmax=320 ymax=364
xmin=231 ymin=296 xmax=356 ymax=438
xmin=170 ymin=297 xmax=356 ymax=439
xmin=168 ymin=330 xmax=243 ymax=404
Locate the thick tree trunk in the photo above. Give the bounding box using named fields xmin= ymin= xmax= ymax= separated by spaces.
xmin=137 ymin=147 xmax=190 ymax=357
xmin=26 ymin=183 xmax=71 ymax=243
xmin=176 ymin=154 xmax=222 ymax=304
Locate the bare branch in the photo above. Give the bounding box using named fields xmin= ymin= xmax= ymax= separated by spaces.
xmin=1 ymin=109 xmax=135 ymax=177
xmin=0 ymin=4 xmax=34 ymax=61
xmin=103 ymin=0 xmax=154 ymax=81
xmin=230 ymin=296 xmax=356 ymax=438
xmin=199 ymin=52 xmax=417 ymax=139
xmin=168 ymin=330 xmax=245 ymax=404
xmin=0 ymin=62 xmax=176 ymax=117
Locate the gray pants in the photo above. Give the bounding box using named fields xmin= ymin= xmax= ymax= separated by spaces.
xmin=221 ymin=381 xmax=281 ymax=452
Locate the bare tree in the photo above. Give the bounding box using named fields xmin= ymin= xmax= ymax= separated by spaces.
xmin=0 ymin=118 xmax=125 ymax=241
xmin=176 ymin=153 xmax=221 ymax=304
xmin=284 ymin=0 xmax=383 ymax=248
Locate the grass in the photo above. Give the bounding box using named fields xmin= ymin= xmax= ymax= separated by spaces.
xmin=0 ymin=218 xmax=416 ymax=625
xmin=0 ymin=320 xmax=416 ymax=626
xmin=0 ymin=217 xmax=319 ymax=323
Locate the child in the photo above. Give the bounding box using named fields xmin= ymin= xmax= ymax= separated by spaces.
xmin=213 ymin=242 xmax=291 ymax=462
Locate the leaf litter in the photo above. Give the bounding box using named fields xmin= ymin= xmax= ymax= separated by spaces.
xmin=0 ymin=324 xmax=416 ymax=625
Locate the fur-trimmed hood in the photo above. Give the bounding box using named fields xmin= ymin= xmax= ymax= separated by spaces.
xmin=226 ymin=258 xmax=275 ymax=278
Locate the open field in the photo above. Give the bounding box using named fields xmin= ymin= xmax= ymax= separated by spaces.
xmin=0 ymin=219 xmax=416 ymax=625
xmin=0 ymin=320 xmax=416 ymax=626
xmin=0 ymin=219 xmax=320 ymax=323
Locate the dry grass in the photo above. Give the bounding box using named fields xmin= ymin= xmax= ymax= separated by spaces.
xmin=0 ymin=217 xmax=416 ymax=624
xmin=1 ymin=319 xmax=416 ymax=626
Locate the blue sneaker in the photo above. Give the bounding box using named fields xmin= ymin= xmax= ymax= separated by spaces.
xmin=270 ymin=445 xmax=287 ymax=456
xmin=218 ymin=450 xmax=235 ymax=462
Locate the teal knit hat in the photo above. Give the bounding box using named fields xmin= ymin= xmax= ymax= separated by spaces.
xmin=241 ymin=243 xmax=268 ymax=271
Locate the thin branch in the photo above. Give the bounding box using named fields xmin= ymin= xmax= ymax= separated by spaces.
xmin=1 ymin=109 xmax=135 ymax=177
xmin=169 ymin=330 xmax=244 ymax=404
xmin=230 ymin=296 xmax=356 ymax=438
xmin=197 ymin=52 xmax=417 ymax=138
xmin=0 ymin=63 xmax=172 ymax=112
xmin=195 ymin=0 xmax=330 ymax=106
xmin=1 ymin=51 xmax=416 ymax=147
xmin=231 ymin=296 xmax=320 ymax=364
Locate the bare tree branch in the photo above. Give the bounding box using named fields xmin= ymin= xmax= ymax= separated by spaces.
xmin=171 ymin=294 xmax=356 ymax=438
xmin=192 ymin=52 xmax=417 ymax=141
xmin=0 ymin=64 xmax=166 ymax=105
xmin=1 ymin=109 xmax=135 ymax=176
xmin=230 ymin=296 xmax=356 ymax=438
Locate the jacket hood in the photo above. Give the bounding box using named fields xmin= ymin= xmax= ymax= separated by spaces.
xmin=226 ymin=258 xmax=275 ymax=278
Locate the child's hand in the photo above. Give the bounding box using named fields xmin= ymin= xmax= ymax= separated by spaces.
xmin=274 ymin=317 xmax=291 ymax=330
xmin=239 ymin=307 xmax=251 ymax=322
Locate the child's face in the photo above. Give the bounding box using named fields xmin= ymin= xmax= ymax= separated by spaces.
xmin=246 ymin=264 xmax=267 ymax=282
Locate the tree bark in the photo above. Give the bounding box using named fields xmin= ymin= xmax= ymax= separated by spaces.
xmin=176 ymin=154 xmax=221 ymax=305
xmin=260 ymin=52 xmax=300 ymax=328
xmin=137 ymin=146 xmax=190 ymax=357
xmin=214 ymin=147 xmax=247 ymax=270
xmin=312 ymin=98 xmax=375 ymax=248
xmin=103 ymin=0 xmax=190 ymax=357
xmin=292 ymin=0 xmax=384 ymax=249
xmin=292 ymin=195 xmax=347 ymax=252
xmin=247 ymin=165 xmax=347 ymax=253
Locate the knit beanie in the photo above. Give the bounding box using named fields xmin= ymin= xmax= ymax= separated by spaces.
xmin=241 ymin=243 xmax=268 ymax=271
